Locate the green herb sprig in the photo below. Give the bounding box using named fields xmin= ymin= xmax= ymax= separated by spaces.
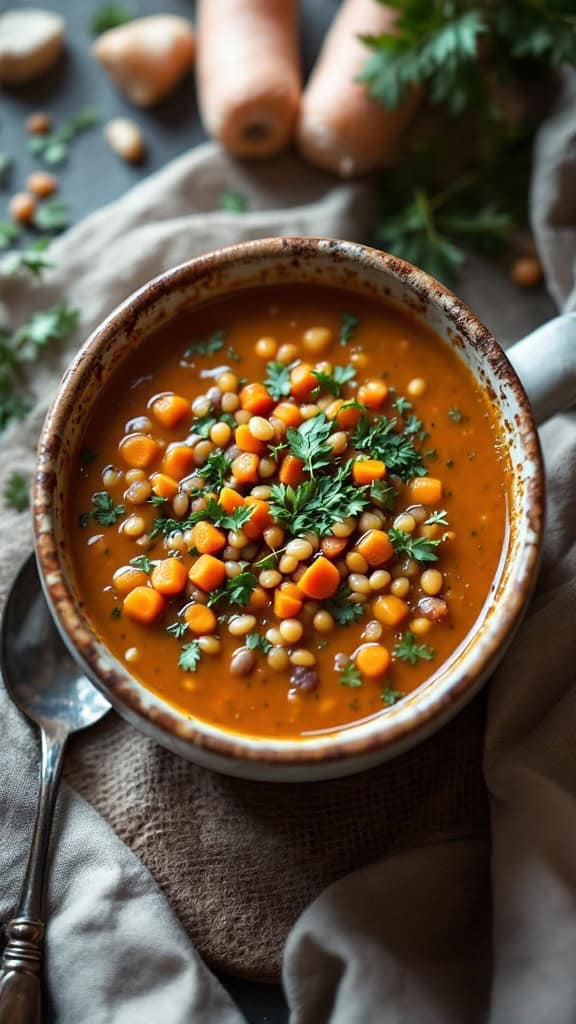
xmin=28 ymin=108 xmax=99 ymax=165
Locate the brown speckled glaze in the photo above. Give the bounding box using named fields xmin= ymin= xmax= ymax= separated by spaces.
xmin=33 ymin=238 xmax=544 ymax=781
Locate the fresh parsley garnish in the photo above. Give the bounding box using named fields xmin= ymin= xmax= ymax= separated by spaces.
xmin=448 ymin=407 xmax=466 ymax=422
xmin=28 ymin=108 xmax=99 ymax=165
xmin=178 ymin=641 xmax=202 ymax=672
xmin=312 ymin=364 xmax=356 ymax=397
xmin=91 ymin=2 xmax=134 ymax=34
xmin=388 ymin=528 xmax=440 ymax=563
xmin=204 ymin=496 xmax=254 ymax=531
xmin=2 ymin=239 xmax=53 ymax=278
xmin=381 ymin=687 xmax=405 ymax=706
xmin=353 ymin=414 xmax=426 ymax=480
xmin=33 ymin=198 xmax=70 ymax=233
xmin=130 ymin=555 xmax=154 ymax=574
xmin=339 ymin=661 xmax=363 ymax=688
xmin=264 ymin=361 xmax=292 ymax=399
xmin=370 ymin=479 xmax=397 ymax=511
xmin=340 ymin=311 xmax=359 ymax=346
xmin=425 ymin=509 xmax=449 ymax=526
xmin=15 ymin=304 xmax=79 ymax=361
xmin=150 ymin=494 xmax=168 ymax=508
xmin=198 ymin=451 xmax=232 ymax=491
xmin=393 ymin=395 xmax=413 ymax=417
xmin=208 ymin=571 xmax=258 ymax=608
xmin=184 ymin=330 xmax=226 ymax=358
xmin=88 ymin=491 xmax=125 ymax=526
xmin=393 ymin=632 xmax=435 ymax=665
xmin=286 ymin=413 xmax=333 ymax=477
xmin=324 ymin=586 xmax=365 ymax=626
xmin=246 ymin=632 xmax=272 ymax=653
xmin=269 ymin=461 xmax=370 ymax=538
xmin=167 ymin=620 xmax=189 ymax=639
xmin=3 ymin=471 xmax=28 ymax=512
xmin=220 ymin=191 xmax=248 ymax=213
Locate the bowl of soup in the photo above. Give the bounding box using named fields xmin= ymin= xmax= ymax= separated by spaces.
xmin=34 ymin=237 xmax=544 ymax=781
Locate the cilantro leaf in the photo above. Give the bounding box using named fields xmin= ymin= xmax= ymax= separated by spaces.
xmin=225 ymin=571 xmax=258 ymax=607
xmin=340 ymin=311 xmax=359 ymax=346
xmin=339 ymin=661 xmax=363 ymax=688
xmin=264 ymin=360 xmax=292 ymax=399
xmin=220 ymin=191 xmax=248 ymax=212
xmin=90 ymin=491 xmax=125 ymax=526
xmin=179 ymin=641 xmax=202 ymax=672
xmin=91 ymin=3 xmax=134 ymax=35
xmin=286 ymin=413 xmax=333 ymax=477
xmin=184 ymin=330 xmax=226 ymax=358
xmin=246 ymin=632 xmax=272 ymax=653
xmin=388 ymin=528 xmax=440 ymax=563
xmin=312 ymin=364 xmax=356 ymax=397
xmin=393 ymin=632 xmax=435 ymax=665
xmin=130 ymin=555 xmax=153 ymax=574
xmin=3 ymin=471 xmax=29 ymax=512
xmin=325 ymin=586 xmax=365 ymax=626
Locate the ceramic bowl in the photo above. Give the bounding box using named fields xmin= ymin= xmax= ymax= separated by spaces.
xmin=33 ymin=238 xmax=573 ymax=781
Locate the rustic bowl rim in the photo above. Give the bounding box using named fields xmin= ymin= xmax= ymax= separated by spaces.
xmin=33 ymin=237 xmax=544 ymax=769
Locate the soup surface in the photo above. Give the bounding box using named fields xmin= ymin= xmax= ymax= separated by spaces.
xmin=69 ymin=285 xmax=507 ymax=739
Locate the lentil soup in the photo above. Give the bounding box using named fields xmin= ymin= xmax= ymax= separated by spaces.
xmin=69 ymin=285 xmax=507 ymax=739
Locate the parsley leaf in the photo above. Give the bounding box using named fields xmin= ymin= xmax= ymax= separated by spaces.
xmin=130 ymin=555 xmax=154 ymax=574
xmin=198 ymin=451 xmax=232 ymax=491
xmin=286 ymin=413 xmax=333 ymax=477
xmin=220 ymin=191 xmax=248 ymax=212
xmin=312 ymin=364 xmax=356 ymax=397
xmin=393 ymin=632 xmax=435 ymax=665
xmin=193 ymin=411 xmax=236 ymax=438
xmin=33 ymin=197 xmax=70 ymax=233
xmin=204 ymin=495 xmax=254 ymax=531
xmin=2 ymin=239 xmax=53 ymax=278
xmin=339 ymin=661 xmax=363 ymax=688
xmin=269 ymin=462 xmax=370 ymax=538
xmin=324 ymin=586 xmax=365 ymax=626
xmin=340 ymin=311 xmax=359 ymax=346
xmin=370 ymin=479 xmax=397 ymax=512
xmin=353 ymin=414 xmax=426 ymax=480
xmin=393 ymin=395 xmax=413 ymax=417
xmin=246 ymin=632 xmax=272 ymax=653
xmin=167 ymin=620 xmax=189 ymax=639
xmin=388 ymin=528 xmax=440 ymax=563
xmin=28 ymin=107 xmax=99 ymax=165
xmin=209 ymin=571 xmax=258 ymax=608
xmin=91 ymin=3 xmax=134 ymax=35
xmin=3 ymin=471 xmax=28 ymax=512
xmin=264 ymin=361 xmax=292 ymax=399
xmin=184 ymin=330 xmax=226 ymax=358
xmin=89 ymin=491 xmax=125 ymax=526
xmin=0 ymin=220 xmax=21 ymax=250
xmin=15 ymin=303 xmax=79 ymax=360
xmin=448 ymin=407 xmax=465 ymax=422
xmin=381 ymin=687 xmax=405 ymax=706
xmin=179 ymin=641 xmax=202 ymax=672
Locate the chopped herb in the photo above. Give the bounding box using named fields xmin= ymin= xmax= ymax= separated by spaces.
xmin=204 ymin=495 xmax=254 ymax=531
xmin=220 ymin=191 xmax=248 ymax=213
xmin=16 ymin=303 xmax=79 ymax=361
xmin=91 ymin=2 xmax=134 ymax=34
xmin=393 ymin=395 xmax=413 ymax=416
xmin=339 ymin=661 xmax=363 ymax=688
xmin=393 ymin=631 xmax=435 ymax=665
xmin=3 ymin=471 xmax=28 ymax=512
xmin=184 ymin=330 xmax=226 ymax=358
xmin=193 ymin=412 xmax=236 ymax=437
xmin=448 ymin=407 xmax=466 ymax=422
xmin=340 ymin=311 xmax=359 ymax=346
xmin=269 ymin=461 xmax=370 ymax=538
xmin=28 ymin=107 xmax=99 ymax=165
xmin=130 ymin=555 xmax=154 ymax=574
xmin=209 ymin=571 xmax=258 ymax=608
xmin=354 ymin=414 xmax=426 ymax=480
xmin=198 ymin=451 xmax=232 ymax=491
xmin=325 ymin=585 xmax=365 ymax=626
xmin=167 ymin=620 xmax=189 ymax=639
xmin=78 ymin=512 xmax=91 ymax=528
xmin=425 ymin=509 xmax=449 ymax=526
xmin=286 ymin=413 xmax=333 ymax=477
xmin=2 ymin=239 xmax=52 ymax=278
xmin=403 ymin=414 xmax=424 ymax=437
xmin=149 ymin=494 xmax=168 ymax=508
xmin=178 ymin=641 xmax=202 ymax=672
xmin=381 ymin=687 xmax=405 ymax=706
xmin=370 ymin=479 xmax=397 ymax=511
xmin=90 ymin=491 xmax=125 ymax=526
xmin=0 ymin=154 xmax=12 ymax=188
xmin=111 ymin=606 xmax=121 ymax=620
xmin=79 ymin=447 xmax=97 ymax=466
xmin=312 ymin=364 xmax=356 ymax=397
xmin=0 ymin=221 xmax=21 ymax=250
xmin=33 ymin=198 xmax=70 ymax=233
xmin=389 ymin=527 xmax=440 ymax=563
xmin=227 ymin=346 xmax=242 ymax=363
xmin=264 ymin=361 xmax=292 ymax=400
xmin=246 ymin=632 xmax=272 ymax=653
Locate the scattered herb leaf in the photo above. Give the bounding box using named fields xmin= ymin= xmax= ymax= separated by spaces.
xmin=264 ymin=360 xmax=292 ymax=400
xmin=33 ymin=197 xmax=70 ymax=233
xmin=89 ymin=491 xmax=125 ymax=526
xmin=389 ymin=527 xmax=440 ymax=563
xmin=198 ymin=451 xmax=232 ymax=491
xmin=286 ymin=413 xmax=333 ymax=478
xmin=312 ymin=364 xmax=356 ymax=397
xmin=393 ymin=631 xmax=435 ymax=665
xmin=111 ymin=606 xmax=122 ymax=619
xmin=2 ymin=239 xmax=52 ymax=278
xmin=184 ymin=330 xmax=226 ymax=358
xmin=448 ymin=407 xmax=466 ymax=422
xmin=0 ymin=220 xmax=21 ymax=250
xmin=354 ymin=414 xmax=426 ymax=480
xmin=167 ymin=620 xmax=189 ymax=639
xmin=246 ymin=632 xmax=272 ymax=653
xmin=381 ymin=687 xmax=405 ymax=706
xmin=325 ymin=585 xmax=365 ymax=626
xmin=28 ymin=107 xmax=99 ymax=165
xmin=178 ymin=641 xmax=202 ymax=672
xmin=269 ymin=462 xmax=370 ymax=538
xmin=339 ymin=661 xmax=363 ymax=688
xmin=130 ymin=555 xmax=153 ymax=574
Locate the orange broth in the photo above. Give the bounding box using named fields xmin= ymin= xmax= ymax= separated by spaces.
xmin=69 ymin=285 xmax=508 ymax=739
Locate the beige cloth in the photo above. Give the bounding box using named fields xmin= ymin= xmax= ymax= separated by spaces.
xmin=0 ymin=82 xmax=574 ymax=1021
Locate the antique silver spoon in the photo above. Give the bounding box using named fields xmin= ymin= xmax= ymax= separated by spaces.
xmin=0 ymin=553 xmax=110 ymax=1024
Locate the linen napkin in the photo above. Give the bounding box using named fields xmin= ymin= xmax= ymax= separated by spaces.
xmin=0 ymin=82 xmax=574 ymax=1024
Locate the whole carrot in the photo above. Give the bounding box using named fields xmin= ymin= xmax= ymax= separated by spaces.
xmin=297 ymin=0 xmax=419 ymax=178
xmin=196 ymin=0 xmax=301 ymax=159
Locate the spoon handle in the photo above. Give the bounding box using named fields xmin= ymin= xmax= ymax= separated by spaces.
xmin=0 ymin=728 xmax=67 ymax=1024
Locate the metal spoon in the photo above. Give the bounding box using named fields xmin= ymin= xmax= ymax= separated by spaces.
xmin=0 ymin=554 xmax=110 ymax=1024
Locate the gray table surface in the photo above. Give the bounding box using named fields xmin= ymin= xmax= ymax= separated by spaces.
xmin=1 ymin=2 xmax=556 ymax=1022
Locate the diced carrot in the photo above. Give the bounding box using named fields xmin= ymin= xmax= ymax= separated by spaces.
xmin=273 ymin=402 xmax=302 ymax=428
xmin=337 ymin=403 xmax=362 ymax=429
xmin=239 ymin=382 xmax=275 ymax=415
xmin=279 ymin=454 xmax=305 ymax=486
xmin=296 ymin=0 xmax=419 ymax=178
xmin=151 ymin=557 xmax=188 ymax=595
xmin=357 ymin=379 xmax=388 ymax=409
xmin=320 ymin=536 xmax=348 ymax=559
xmin=219 ymin=486 xmax=245 ymax=514
xmin=248 ymin=585 xmax=268 ymax=610
xmin=356 ymin=643 xmax=391 ymax=678
xmin=151 ymin=393 xmax=190 ymax=428
xmin=189 ymin=554 xmax=226 ymax=591
xmin=196 ymin=0 xmax=301 ymax=159
xmin=352 ymin=459 xmax=386 ymax=485
xmin=123 ymin=586 xmax=165 ymax=624
xmin=235 ymin=423 xmax=267 ymax=455
xmin=150 ymin=472 xmax=179 ymax=500
xmin=408 ymin=477 xmax=443 ymax=505
xmin=274 ymin=582 xmax=303 ymax=618
xmin=193 ymin=520 xmax=226 ymax=554
xmin=162 ymin=444 xmax=195 ymax=480
xmin=290 ymin=362 xmax=317 ymax=400
xmin=297 ymin=556 xmax=340 ymax=599
xmin=184 ymin=603 xmax=217 ymax=635
xmin=112 ymin=566 xmax=149 ymax=595
xmin=231 ymin=452 xmax=260 ymax=483
xmin=357 ymin=529 xmax=394 ymax=567
xmin=373 ymin=594 xmax=410 ymax=628
xmin=119 ymin=433 xmax=161 ymax=469
xmin=243 ymin=497 xmax=272 ymax=539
